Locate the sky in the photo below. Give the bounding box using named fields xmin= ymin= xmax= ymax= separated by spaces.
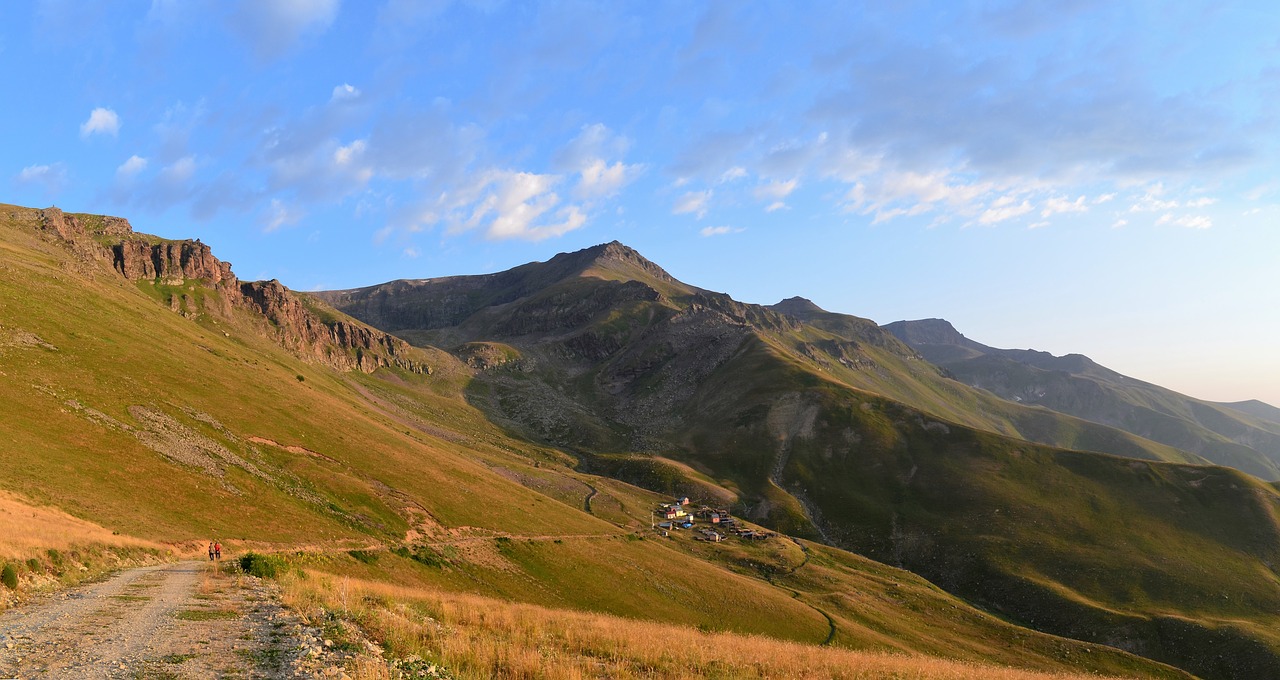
xmin=2 ymin=1 xmax=1279 ymax=405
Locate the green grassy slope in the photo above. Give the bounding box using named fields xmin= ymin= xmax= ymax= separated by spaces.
xmin=0 ymin=204 xmax=1187 ymax=678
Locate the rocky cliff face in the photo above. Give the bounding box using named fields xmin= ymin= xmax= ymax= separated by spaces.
xmin=239 ymin=280 xmax=427 ymax=374
xmin=111 ymin=239 xmax=235 ymax=286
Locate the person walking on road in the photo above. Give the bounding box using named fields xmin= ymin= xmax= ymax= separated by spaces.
xmin=214 ymin=541 xmax=222 ymax=561
xmin=208 ymin=542 xmax=215 ymax=561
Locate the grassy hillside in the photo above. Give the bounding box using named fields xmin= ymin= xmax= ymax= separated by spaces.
xmin=0 ymin=204 xmax=1192 ymax=678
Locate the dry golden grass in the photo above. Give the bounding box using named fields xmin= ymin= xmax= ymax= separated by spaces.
xmin=0 ymin=490 xmax=167 ymax=559
xmin=283 ymin=572 xmax=1140 ymax=680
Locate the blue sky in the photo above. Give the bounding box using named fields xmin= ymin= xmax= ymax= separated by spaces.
xmin=3 ymin=1 xmax=1279 ymax=405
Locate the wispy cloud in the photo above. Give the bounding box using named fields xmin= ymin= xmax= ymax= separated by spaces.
xmin=673 ymin=190 xmax=711 ymax=219
xmin=1156 ymin=213 xmax=1212 ymax=229
xmin=753 ymin=178 xmax=798 ymax=201
xmin=700 ymin=225 xmax=743 ymax=237
xmin=1041 ymin=195 xmax=1087 ymax=218
xmin=262 ymin=198 xmax=304 ymax=232
xmin=978 ymin=197 xmax=1033 ymax=225
xmin=231 ymin=0 xmax=340 ymax=60
xmin=15 ymin=163 xmax=68 ymax=194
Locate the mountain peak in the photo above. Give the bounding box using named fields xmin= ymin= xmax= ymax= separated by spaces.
xmin=882 ymin=318 xmax=969 ymax=346
xmin=769 ymin=296 xmax=828 ymax=317
xmin=558 ymin=241 xmax=675 ymax=284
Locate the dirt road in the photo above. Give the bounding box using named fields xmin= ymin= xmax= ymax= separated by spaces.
xmin=0 ymin=561 xmax=336 ymax=679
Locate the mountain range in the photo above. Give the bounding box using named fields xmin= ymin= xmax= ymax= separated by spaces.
xmin=5 ymin=203 xmax=1280 ymax=678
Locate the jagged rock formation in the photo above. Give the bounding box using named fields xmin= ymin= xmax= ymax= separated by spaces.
xmin=240 ymin=280 xmax=427 ymax=374
xmin=32 ymin=206 xmax=427 ymax=375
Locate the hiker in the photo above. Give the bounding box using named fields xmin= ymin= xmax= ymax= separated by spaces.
xmin=214 ymin=542 xmax=222 ymax=560
xmin=208 ymin=542 xmax=215 ymax=561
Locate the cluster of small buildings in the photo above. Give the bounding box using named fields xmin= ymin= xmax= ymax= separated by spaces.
xmin=652 ymin=497 xmax=772 ymax=543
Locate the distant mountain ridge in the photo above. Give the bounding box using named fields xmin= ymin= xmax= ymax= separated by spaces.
xmin=884 ymin=318 xmax=1280 ymax=480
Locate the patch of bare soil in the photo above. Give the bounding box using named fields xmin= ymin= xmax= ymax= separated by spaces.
xmin=0 ymin=561 xmax=346 ymax=679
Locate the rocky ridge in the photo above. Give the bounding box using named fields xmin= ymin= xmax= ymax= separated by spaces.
xmin=32 ymin=206 xmax=427 ymax=375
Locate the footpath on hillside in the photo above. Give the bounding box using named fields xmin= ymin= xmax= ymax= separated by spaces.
xmin=0 ymin=561 xmax=345 ymax=679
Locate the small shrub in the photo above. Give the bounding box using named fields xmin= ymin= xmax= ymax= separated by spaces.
xmin=239 ymin=552 xmax=284 ymax=579
xmin=348 ymin=550 xmax=378 ymax=565
xmin=46 ymin=549 xmax=62 ymax=565
xmin=408 ymin=547 xmax=445 ymax=568
xmin=26 ymin=558 xmax=42 ymax=573
xmin=296 ymin=374 xmax=305 ymax=382
xmin=1 ymin=564 xmax=18 ymax=590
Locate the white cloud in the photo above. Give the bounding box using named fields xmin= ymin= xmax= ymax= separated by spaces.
xmin=1095 ymin=193 xmax=1116 ymax=204
xmin=719 ymin=166 xmax=747 ymax=183
xmin=331 ymin=83 xmax=360 ymax=102
xmin=1157 ymin=213 xmax=1212 ymax=229
xmin=765 ymin=201 xmax=787 ymax=213
xmin=700 ymin=225 xmax=743 ymax=237
xmin=1027 ymin=221 xmax=1050 ymax=229
xmin=577 ymin=159 xmax=634 ymax=199
xmin=116 ymin=155 xmax=148 ymax=177
xmin=442 ymin=170 xmax=588 ymax=241
xmin=80 ymin=108 xmax=120 ymax=138
xmin=555 ymin=124 xmax=641 ymax=200
xmin=262 ymin=198 xmax=304 ymax=232
xmin=978 ymin=197 xmax=1033 ymax=224
xmin=1184 ymin=197 xmax=1217 ymax=208
xmin=753 ymin=178 xmax=798 ymax=201
xmin=673 ymin=190 xmax=711 ymax=219
xmin=1112 ymin=218 xmax=1128 ymax=229
xmin=846 ymin=170 xmax=996 ymax=222
xmin=403 ymin=247 xmax=420 ymax=258
xmin=1040 ymin=195 xmax=1087 ymax=218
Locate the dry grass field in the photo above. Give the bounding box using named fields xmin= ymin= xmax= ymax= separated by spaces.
xmin=282 ymin=572 xmax=1146 ymax=680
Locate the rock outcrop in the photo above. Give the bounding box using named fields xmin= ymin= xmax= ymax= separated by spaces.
xmin=239 ymin=280 xmax=428 ymax=374
xmin=111 ymin=239 xmax=235 ymax=286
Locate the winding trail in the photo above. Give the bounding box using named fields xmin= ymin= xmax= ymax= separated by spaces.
xmin=0 ymin=561 xmax=331 ymax=679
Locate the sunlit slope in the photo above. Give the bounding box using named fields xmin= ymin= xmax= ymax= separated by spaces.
xmin=0 ymin=206 xmax=1189 ymax=678
xmin=0 ymin=213 xmax=611 ymax=544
